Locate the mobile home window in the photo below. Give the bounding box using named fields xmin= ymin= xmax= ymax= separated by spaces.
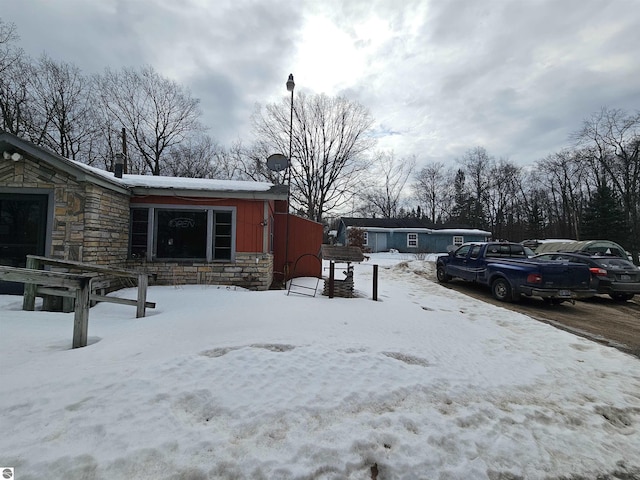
xmin=129 ymin=206 xmax=235 ymax=261
xmin=363 ymin=231 xmax=368 ymax=246
xmin=407 ymin=233 xmax=418 ymax=248
xmin=453 ymin=236 xmax=464 ymax=246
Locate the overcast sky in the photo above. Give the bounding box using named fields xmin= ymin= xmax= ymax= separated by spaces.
xmin=3 ymin=0 xmax=639 ymax=167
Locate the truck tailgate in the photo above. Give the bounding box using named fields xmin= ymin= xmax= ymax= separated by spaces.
xmin=538 ymin=262 xmax=591 ymax=288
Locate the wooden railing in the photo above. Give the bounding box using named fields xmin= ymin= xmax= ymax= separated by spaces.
xmin=0 ymin=266 xmax=94 ymax=348
xmin=24 ymin=255 xmax=154 ymax=319
xmin=0 ymin=257 xmax=155 ymax=348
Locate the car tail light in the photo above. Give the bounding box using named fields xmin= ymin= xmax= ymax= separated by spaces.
xmin=527 ymin=273 xmax=542 ymax=284
xmin=589 ymin=267 xmax=608 ymax=276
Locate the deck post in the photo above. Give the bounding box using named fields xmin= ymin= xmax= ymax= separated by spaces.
xmin=72 ymin=277 xmax=91 ymax=348
xmin=328 ymin=262 xmax=335 ymax=298
xmin=136 ymin=273 xmax=148 ymax=318
xmin=373 ymin=264 xmax=378 ymax=301
xmin=22 ymin=256 xmax=40 ymax=311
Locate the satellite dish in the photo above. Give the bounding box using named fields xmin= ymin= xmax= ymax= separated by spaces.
xmin=266 ymin=153 xmax=289 ymax=172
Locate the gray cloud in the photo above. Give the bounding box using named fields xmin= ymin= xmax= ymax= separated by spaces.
xmin=2 ymin=0 xmax=639 ymax=167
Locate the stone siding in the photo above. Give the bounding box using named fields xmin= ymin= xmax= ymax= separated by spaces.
xmin=126 ymin=253 xmax=274 ymax=291
xmin=0 ymin=157 xmax=130 ymax=265
xmin=82 ymin=184 xmax=130 ymax=265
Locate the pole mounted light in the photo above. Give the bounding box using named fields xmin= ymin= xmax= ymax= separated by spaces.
xmin=286 ymin=74 xmax=295 ymax=191
xmin=284 ymin=73 xmax=295 ymax=281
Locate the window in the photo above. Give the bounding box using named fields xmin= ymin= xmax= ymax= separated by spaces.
xmin=363 ymin=231 xmax=368 ymax=246
xmin=470 ymin=245 xmax=482 ymax=259
xmin=157 ymin=210 xmax=207 ymax=259
xmin=407 ymin=233 xmax=418 ymax=248
xmin=129 ymin=206 xmax=235 ymax=261
xmin=453 ymin=236 xmax=464 ymax=246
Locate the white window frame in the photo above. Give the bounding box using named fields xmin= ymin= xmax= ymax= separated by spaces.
xmin=363 ymin=231 xmax=369 ymax=246
xmin=407 ymin=233 xmax=418 ymax=248
xmin=453 ymin=235 xmax=464 ymax=246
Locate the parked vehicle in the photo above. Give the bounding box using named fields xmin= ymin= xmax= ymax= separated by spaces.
xmin=436 ymin=242 xmax=594 ymax=303
xmin=533 ymin=252 xmax=640 ymax=301
xmin=532 ymin=239 xmax=632 ymax=261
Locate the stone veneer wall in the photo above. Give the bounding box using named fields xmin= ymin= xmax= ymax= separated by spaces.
xmin=126 ymin=253 xmax=274 ymax=291
xmin=82 ymin=184 xmax=130 ymax=265
xmin=0 ymin=157 xmax=131 ymax=264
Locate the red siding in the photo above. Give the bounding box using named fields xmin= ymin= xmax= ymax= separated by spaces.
xmin=273 ymin=209 xmax=323 ymax=281
xmin=130 ymin=195 xmax=271 ymax=253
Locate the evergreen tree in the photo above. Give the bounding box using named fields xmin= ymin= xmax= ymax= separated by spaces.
xmin=451 ymin=169 xmax=471 ymax=224
xmin=580 ymin=183 xmax=628 ymax=245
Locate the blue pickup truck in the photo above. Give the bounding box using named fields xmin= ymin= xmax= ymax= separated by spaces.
xmin=436 ymin=242 xmax=594 ymax=303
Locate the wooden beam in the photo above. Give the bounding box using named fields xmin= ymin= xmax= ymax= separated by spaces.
xmin=72 ymin=277 xmax=91 ymax=348
xmin=26 ymin=255 xmax=152 ymax=279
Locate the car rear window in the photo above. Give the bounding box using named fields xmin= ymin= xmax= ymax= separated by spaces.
xmin=593 ymin=258 xmax=635 ymax=269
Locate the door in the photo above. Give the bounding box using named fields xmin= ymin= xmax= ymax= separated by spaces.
xmin=457 ymin=244 xmax=484 ymax=281
xmin=446 ymin=244 xmax=472 ymax=278
xmin=373 ymin=232 xmax=387 ymax=253
xmin=0 ymin=193 xmax=49 ymax=294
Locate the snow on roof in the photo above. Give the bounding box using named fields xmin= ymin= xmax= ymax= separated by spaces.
xmin=81 ymin=163 xmax=275 ymax=192
xmin=346 ymin=225 xmax=491 ymax=236
xmin=431 ymin=228 xmax=492 ymax=236
xmin=1 ymin=132 xmax=276 ymax=194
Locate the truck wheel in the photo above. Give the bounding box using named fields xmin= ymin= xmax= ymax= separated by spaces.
xmin=492 ymin=278 xmax=512 ymax=302
xmin=610 ymin=293 xmax=634 ymax=302
xmin=436 ymin=265 xmax=451 ymax=283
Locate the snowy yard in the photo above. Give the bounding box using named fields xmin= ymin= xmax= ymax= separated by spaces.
xmin=1 ymin=253 xmax=639 ymax=479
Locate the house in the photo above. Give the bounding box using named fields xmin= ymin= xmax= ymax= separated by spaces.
xmin=0 ymin=132 xmax=322 ymax=294
xmin=335 ymin=217 xmax=491 ymax=253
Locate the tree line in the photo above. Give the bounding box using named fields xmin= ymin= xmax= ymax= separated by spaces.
xmin=2 ymin=19 xmax=639 ymax=261
xmin=410 ymin=108 xmax=640 ymax=262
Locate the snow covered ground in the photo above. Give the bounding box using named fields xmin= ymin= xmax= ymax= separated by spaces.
xmin=1 ymin=253 xmax=639 ymax=479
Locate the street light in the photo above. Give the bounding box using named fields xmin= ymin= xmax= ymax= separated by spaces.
xmin=286 ymin=73 xmax=295 ymax=191
xmin=284 ymin=74 xmax=295 ymax=281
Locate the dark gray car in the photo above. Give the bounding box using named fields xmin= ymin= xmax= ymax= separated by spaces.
xmin=532 ymin=252 xmax=640 ymax=301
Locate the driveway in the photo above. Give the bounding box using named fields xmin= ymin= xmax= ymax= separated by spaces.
xmin=438 ymin=280 xmax=640 ymax=358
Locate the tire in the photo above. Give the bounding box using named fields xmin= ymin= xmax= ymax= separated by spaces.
xmin=436 ymin=265 xmax=451 ymax=283
xmin=491 ymin=278 xmax=512 ymax=302
xmin=609 ymin=293 xmax=634 ymax=302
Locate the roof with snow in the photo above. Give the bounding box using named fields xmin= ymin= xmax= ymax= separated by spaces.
xmin=0 ymin=131 xmax=287 ymax=200
xmin=340 ymin=217 xmax=491 ymax=236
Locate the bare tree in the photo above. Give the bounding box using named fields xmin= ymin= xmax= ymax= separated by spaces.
xmin=358 ymin=151 xmax=415 ymax=218
xmin=162 ymin=134 xmax=226 ymax=178
xmin=95 ymin=65 xmax=204 ymax=175
xmin=253 ymin=91 xmax=375 ymax=222
xmin=414 ymin=161 xmax=449 ymax=223
xmin=485 ymin=159 xmax=524 ymax=241
xmin=459 ymin=147 xmax=494 ymax=229
xmin=27 ymin=55 xmax=99 ymax=160
xmin=0 ymin=19 xmax=21 ymax=75
xmin=575 ymin=107 xmax=640 ymax=261
xmin=0 ymin=19 xmax=31 ymax=135
xmin=537 ymin=149 xmax=591 ymax=240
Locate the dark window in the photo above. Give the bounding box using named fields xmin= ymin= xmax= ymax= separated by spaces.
xmin=0 ymin=193 xmax=48 ymax=267
xmin=130 ymin=208 xmax=149 ymax=259
xmin=455 ymin=245 xmax=471 ymax=258
xmin=156 ymin=210 xmax=207 ymax=259
xmin=129 ymin=206 xmax=235 ymax=261
xmin=213 ymin=211 xmax=232 ymax=260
